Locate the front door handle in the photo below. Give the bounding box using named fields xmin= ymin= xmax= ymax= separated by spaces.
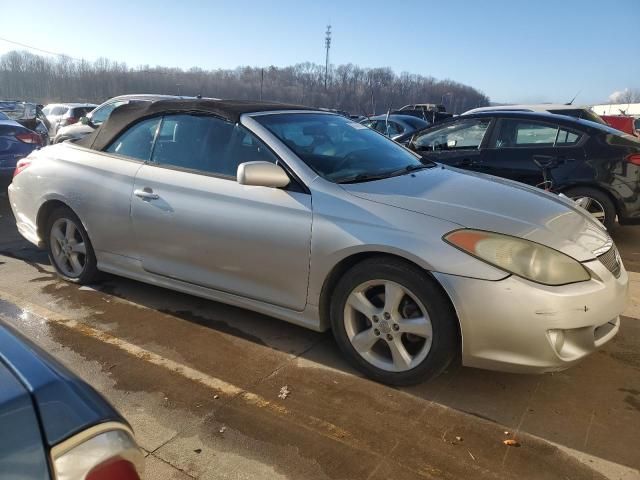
xmin=134 ymin=188 xmax=159 ymax=200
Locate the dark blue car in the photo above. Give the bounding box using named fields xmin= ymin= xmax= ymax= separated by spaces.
xmin=0 ymin=320 xmax=143 ymax=479
xmin=0 ymin=111 xmax=42 ymax=184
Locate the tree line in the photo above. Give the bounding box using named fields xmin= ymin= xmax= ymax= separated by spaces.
xmin=0 ymin=50 xmax=490 ymax=115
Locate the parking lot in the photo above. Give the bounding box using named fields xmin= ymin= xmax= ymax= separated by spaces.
xmin=0 ymin=189 xmax=638 ymax=480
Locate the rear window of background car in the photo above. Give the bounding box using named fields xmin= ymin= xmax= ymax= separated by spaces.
xmin=72 ymin=107 xmax=93 ymax=116
xmin=50 ymin=106 xmax=68 ymax=115
xmin=495 ymin=120 xmax=581 ymax=148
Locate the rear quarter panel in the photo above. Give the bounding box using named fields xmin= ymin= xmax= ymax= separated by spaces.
xmin=577 ymin=134 xmax=640 ymax=220
xmin=10 ymin=143 xmax=143 ymax=257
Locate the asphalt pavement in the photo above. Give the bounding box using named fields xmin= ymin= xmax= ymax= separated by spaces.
xmin=0 ymin=189 xmax=638 ymax=480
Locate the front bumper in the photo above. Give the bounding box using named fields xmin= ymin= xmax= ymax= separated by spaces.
xmin=433 ymin=258 xmax=628 ymax=373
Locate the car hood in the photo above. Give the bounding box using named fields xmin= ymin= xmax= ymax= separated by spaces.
xmin=341 ymin=166 xmax=610 ymax=262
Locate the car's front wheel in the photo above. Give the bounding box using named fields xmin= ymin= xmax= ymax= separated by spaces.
xmin=46 ymin=207 xmax=99 ymax=284
xmin=330 ymin=257 xmax=458 ymax=385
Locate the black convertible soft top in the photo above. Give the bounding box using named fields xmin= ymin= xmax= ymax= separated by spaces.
xmin=78 ymin=99 xmax=314 ymax=151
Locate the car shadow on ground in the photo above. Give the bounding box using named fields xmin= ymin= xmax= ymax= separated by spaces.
xmin=1 ymin=192 xmax=638 ymax=472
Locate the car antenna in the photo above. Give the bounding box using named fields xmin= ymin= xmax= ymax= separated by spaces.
xmin=566 ymin=89 xmax=582 ymax=105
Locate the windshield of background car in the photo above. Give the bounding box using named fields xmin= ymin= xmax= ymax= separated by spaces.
xmin=578 ymin=118 xmax=640 ymax=146
xmin=255 ymin=113 xmax=424 ymax=183
xmin=0 ymin=112 xmax=9 ymax=120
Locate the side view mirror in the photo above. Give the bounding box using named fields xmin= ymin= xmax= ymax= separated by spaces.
xmin=237 ymin=161 xmax=290 ymax=188
xmin=80 ymin=116 xmax=90 ymax=126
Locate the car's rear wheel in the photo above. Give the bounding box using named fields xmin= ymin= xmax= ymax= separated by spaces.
xmin=46 ymin=207 xmax=99 ymax=284
xmin=330 ymin=257 xmax=458 ymax=385
xmin=565 ymin=187 xmax=616 ymax=230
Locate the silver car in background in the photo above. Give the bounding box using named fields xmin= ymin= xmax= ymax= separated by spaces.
xmin=42 ymin=103 xmax=97 ymax=138
xmin=52 ymin=94 xmax=182 ymax=144
xmin=8 ymin=99 xmax=628 ymax=384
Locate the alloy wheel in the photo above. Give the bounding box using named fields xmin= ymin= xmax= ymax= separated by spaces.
xmin=343 ymin=279 xmax=433 ymax=372
xmin=572 ymin=196 xmax=606 ymax=223
xmin=49 ymin=218 xmax=87 ymax=278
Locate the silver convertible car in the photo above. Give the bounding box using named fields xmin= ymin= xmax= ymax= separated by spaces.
xmin=8 ymin=99 xmax=629 ymax=385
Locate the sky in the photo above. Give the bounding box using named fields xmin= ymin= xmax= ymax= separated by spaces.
xmin=1 ymin=0 xmax=638 ymax=105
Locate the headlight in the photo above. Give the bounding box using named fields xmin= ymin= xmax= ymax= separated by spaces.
xmin=444 ymin=229 xmax=590 ymax=286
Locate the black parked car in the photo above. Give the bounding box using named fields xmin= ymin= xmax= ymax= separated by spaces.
xmin=0 ymin=320 xmax=143 ymax=478
xmin=401 ymin=111 xmax=640 ymax=229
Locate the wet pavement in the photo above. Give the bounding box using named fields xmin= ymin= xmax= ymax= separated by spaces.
xmin=0 ymin=190 xmax=639 ymax=480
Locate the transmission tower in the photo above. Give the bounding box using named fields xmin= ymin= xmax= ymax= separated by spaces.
xmin=324 ymin=25 xmax=331 ymax=89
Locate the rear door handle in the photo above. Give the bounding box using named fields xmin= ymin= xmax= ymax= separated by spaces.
xmin=134 ymin=188 xmax=159 ymax=200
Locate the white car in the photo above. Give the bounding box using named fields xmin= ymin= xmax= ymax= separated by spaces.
xmin=42 ymin=103 xmax=97 ymax=138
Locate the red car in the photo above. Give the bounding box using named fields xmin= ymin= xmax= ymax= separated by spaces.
xmin=601 ymin=115 xmax=640 ymax=138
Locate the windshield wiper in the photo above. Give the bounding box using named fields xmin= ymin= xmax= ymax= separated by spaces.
xmin=337 ymin=173 xmax=395 ymax=184
xmin=405 ymin=163 xmax=436 ymax=172
xmin=337 ymin=163 xmax=435 ymax=184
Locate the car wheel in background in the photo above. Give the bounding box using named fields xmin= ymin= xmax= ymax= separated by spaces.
xmin=566 ymin=187 xmax=616 ymax=230
xmin=330 ymin=257 xmax=458 ymax=385
xmin=46 ymin=206 xmax=100 ymax=284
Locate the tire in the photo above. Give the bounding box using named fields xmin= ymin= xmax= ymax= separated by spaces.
xmin=45 ymin=206 xmax=100 ymax=284
xmin=565 ymin=187 xmax=616 ymax=230
xmin=330 ymin=257 xmax=458 ymax=385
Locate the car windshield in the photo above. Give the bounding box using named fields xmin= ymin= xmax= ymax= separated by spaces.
xmin=0 ymin=112 xmax=9 ymax=120
xmin=255 ymin=113 xmax=428 ymax=183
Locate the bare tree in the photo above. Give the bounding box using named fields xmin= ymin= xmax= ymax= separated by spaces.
xmin=0 ymin=50 xmax=490 ymax=114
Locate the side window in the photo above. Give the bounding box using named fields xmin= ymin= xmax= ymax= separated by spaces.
xmin=494 ymin=120 xmax=582 ymax=148
xmin=91 ymin=101 xmax=127 ymax=125
xmin=105 ymin=117 xmax=160 ymax=161
xmin=388 ymin=121 xmax=404 ymax=135
xmin=413 ymin=119 xmax=491 ymax=151
xmin=372 ymin=121 xmax=386 ymax=133
xmin=373 ymin=120 xmax=402 ymax=136
xmin=151 ymin=114 xmax=278 ymax=178
xmin=556 ymin=128 xmax=581 ymax=145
